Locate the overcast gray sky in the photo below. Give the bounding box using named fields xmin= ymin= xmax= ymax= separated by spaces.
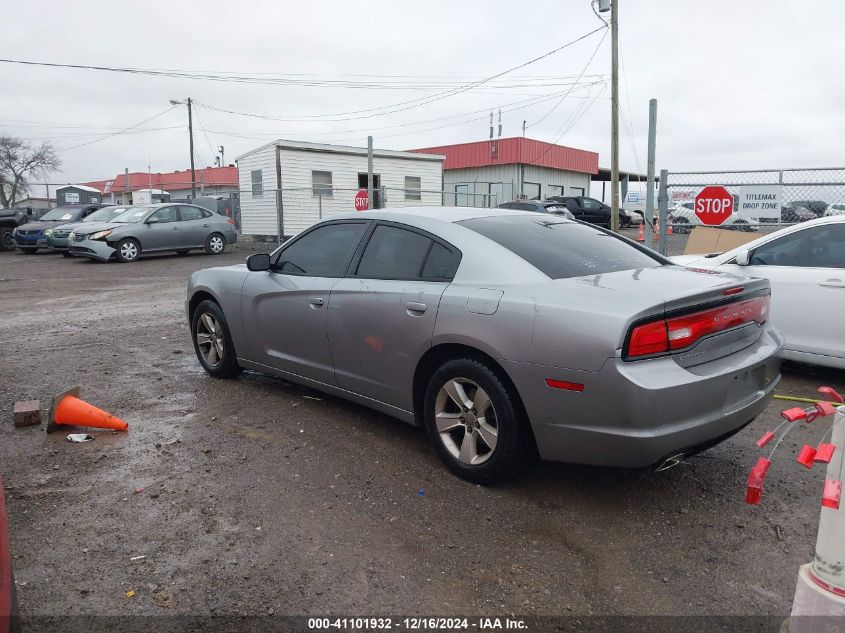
xmin=2 ymin=0 xmax=843 ymax=196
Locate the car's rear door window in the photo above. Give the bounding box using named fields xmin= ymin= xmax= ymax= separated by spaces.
xmin=179 ymin=206 xmax=204 ymax=221
xmin=356 ymin=225 xmax=432 ymax=279
xmin=457 ymin=215 xmax=664 ymax=279
xmin=274 ymin=221 xmax=368 ymax=277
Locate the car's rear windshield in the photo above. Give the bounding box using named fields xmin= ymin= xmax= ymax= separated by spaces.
xmin=457 ymin=215 xmax=665 ymax=279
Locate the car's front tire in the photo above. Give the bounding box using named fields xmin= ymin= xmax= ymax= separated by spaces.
xmin=116 ymin=238 xmax=141 ymax=263
xmin=205 ymin=233 xmax=225 ymax=255
xmin=423 ymin=358 xmax=531 ymax=484
xmin=20 ymin=247 xmax=38 ymax=254
xmin=191 ymin=299 xmax=242 ymax=378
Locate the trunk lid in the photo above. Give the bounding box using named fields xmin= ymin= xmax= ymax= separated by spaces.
xmin=551 ymin=265 xmax=771 ymax=367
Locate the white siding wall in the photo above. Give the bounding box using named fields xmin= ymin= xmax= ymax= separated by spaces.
xmin=277 ymin=147 xmax=442 ymax=236
xmin=237 ymin=144 xmax=279 ymax=235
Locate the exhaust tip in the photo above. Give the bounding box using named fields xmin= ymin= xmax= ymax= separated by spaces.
xmin=654 ymin=453 xmax=686 ymax=472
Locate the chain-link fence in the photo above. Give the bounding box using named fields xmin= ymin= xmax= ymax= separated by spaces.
xmin=644 ymin=168 xmax=845 ymax=256
xmin=238 ymin=186 xmax=498 ymax=240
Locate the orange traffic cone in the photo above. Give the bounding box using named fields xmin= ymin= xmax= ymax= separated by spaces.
xmin=636 ymin=223 xmax=645 ymax=242
xmin=653 ymin=219 xmax=660 ymax=241
xmin=47 ymin=386 xmax=128 ymax=433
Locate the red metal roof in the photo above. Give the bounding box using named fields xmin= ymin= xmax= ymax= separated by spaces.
xmin=83 ymin=166 xmax=238 ymax=194
xmin=411 ymin=137 xmax=598 ymax=174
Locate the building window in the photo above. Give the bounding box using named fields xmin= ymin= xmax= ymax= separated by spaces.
xmin=312 ymin=170 xmax=333 ymax=197
xmin=547 ymin=185 xmax=564 ymax=198
xmin=524 ymin=182 xmax=541 ymax=200
xmin=405 ymin=176 xmax=422 ymax=200
xmin=570 ymin=186 xmax=585 ymax=196
xmin=488 ymin=182 xmax=503 ymax=207
xmin=251 ymin=170 xmax=263 ymax=197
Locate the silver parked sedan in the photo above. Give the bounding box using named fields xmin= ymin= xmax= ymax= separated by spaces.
xmin=69 ymin=203 xmax=237 ymax=262
xmin=186 ymin=208 xmax=782 ymax=483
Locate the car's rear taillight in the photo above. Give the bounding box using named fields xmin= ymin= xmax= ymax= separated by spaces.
xmin=227 ymin=218 xmax=235 ymax=225
xmin=625 ymin=295 xmax=769 ymax=360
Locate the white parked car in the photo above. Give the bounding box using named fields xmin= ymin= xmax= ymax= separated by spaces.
xmin=824 ymin=203 xmax=845 ymax=217
xmin=670 ymin=216 xmax=845 ymax=369
xmin=668 ymin=201 xmax=758 ymax=233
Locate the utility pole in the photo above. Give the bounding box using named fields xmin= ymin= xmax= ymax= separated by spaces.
xmin=609 ymin=0 xmax=620 ymax=233
xmin=367 ymin=135 xmax=373 ymax=210
xmin=187 ymin=98 xmax=196 ymax=198
xmin=645 ymin=99 xmax=657 ymax=245
xmin=169 ymin=98 xmax=196 ymax=198
xmin=218 ymin=145 xmax=225 ymax=167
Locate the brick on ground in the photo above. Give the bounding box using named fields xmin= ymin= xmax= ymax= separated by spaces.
xmin=13 ymin=400 xmax=41 ymax=428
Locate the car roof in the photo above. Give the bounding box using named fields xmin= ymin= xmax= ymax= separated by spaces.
xmin=328 ymin=206 xmax=572 ymax=229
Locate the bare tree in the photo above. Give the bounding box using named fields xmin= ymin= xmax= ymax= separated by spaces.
xmin=0 ymin=137 xmax=61 ymax=208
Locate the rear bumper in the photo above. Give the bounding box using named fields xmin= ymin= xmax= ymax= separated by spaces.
xmin=505 ymin=327 xmax=783 ymax=468
xmin=69 ymin=239 xmax=115 ymax=261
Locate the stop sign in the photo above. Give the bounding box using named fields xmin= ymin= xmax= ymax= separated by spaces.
xmin=694 ymin=186 xmax=734 ymax=226
xmin=354 ymin=189 xmax=369 ymax=211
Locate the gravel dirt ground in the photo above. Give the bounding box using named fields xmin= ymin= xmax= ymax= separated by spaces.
xmin=1 ymin=243 xmax=844 ymax=629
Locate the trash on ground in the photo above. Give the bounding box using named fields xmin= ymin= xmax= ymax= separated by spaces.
xmin=47 ymin=386 xmax=128 ymax=433
xmin=66 ymin=434 xmax=94 ymax=443
xmin=130 ymin=555 xmax=146 ymax=561
xmin=13 ymin=400 xmax=41 ymax=428
xmin=125 ymin=590 xmax=136 ymax=598
xmin=417 ymin=489 xmax=425 ymax=497
xmin=302 ymin=395 xmax=322 ymax=401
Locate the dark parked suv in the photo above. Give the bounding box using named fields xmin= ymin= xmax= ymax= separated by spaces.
xmin=548 ymin=196 xmax=633 ymax=228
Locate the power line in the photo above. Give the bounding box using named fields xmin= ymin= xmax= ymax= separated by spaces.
xmin=526 ymin=27 xmax=608 ymax=129
xmin=0 ymin=26 xmax=607 ymax=121
xmin=56 ymin=106 xmax=178 ymax=152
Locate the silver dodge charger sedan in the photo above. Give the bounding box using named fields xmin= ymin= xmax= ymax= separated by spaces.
xmin=69 ymin=203 xmax=237 ymax=262
xmin=186 ymin=208 xmax=782 ymax=483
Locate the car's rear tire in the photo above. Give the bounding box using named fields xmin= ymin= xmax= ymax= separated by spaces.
xmin=62 ymin=250 xmax=73 ymax=257
xmin=191 ymin=299 xmax=242 ymax=378
xmin=423 ymin=358 xmax=531 ymax=485
xmin=205 ymin=233 xmax=225 ymax=255
xmin=116 ymin=238 xmax=140 ymax=263
xmin=0 ymin=228 xmax=15 ymax=251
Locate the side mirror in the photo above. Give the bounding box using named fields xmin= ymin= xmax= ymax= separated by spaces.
xmin=735 ymin=249 xmax=750 ymax=266
xmin=246 ymin=253 xmax=271 ymax=272
xmin=146 ymin=217 xmax=159 ymax=224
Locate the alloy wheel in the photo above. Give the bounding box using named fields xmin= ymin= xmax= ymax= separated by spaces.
xmin=434 ymin=377 xmax=498 ymax=465
xmin=196 ymin=312 xmax=225 ymax=366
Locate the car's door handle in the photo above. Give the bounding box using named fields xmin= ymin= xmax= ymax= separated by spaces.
xmin=309 ymin=297 xmax=325 ymax=307
xmin=203 ymin=223 xmax=209 ymax=227
xmin=819 ymin=279 xmax=845 ymax=288
xmin=172 ymin=226 xmax=180 ymax=230
xmin=406 ymin=301 xmax=427 ymax=315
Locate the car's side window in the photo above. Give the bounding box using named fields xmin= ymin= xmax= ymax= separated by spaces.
xmin=580 ymin=198 xmax=601 ymax=210
xmin=356 ymin=225 xmax=436 ymax=280
xmin=421 ymin=242 xmax=461 ymax=280
xmin=751 ymin=224 xmax=845 ymax=268
xmin=274 ymin=222 xmax=368 ymax=277
xmin=179 ymin=206 xmax=204 ymax=222
xmin=149 ymin=207 xmax=178 ymax=223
